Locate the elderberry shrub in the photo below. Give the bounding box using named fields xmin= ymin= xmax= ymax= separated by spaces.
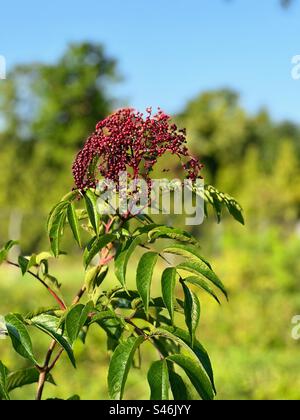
xmin=0 ymin=108 xmax=244 ymax=401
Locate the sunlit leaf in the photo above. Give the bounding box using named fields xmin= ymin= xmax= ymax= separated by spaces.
xmin=147 ymin=360 xmax=169 ymax=400
xmin=108 ymin=336 xmax=145 ymax=400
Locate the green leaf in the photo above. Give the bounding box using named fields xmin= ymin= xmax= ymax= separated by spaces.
xmin=35 ymin=252 xmax=53 ymax=275
xmin=25 ymin=306 xmax=59 ymax=320
xmin=136 ymin=213 xmax=155 ymax=225
xmin=65 ymin=302 xmax=94 ymax=345
xmin=98 ymin=318 xmax=124 ymax=351
xmin=148 ymin=226 xmax=197 ymax=244
xmin=7 ymin=368 xmax=55 ymax=392
xmin=67 ymin=202 xmax=82 ymax=247
xmin=67 ymin=394 xmax=80 ymax=400
xmin=162 ymin=243 xmax=211 ymax=268
xmin=161 ymin=268 xmax=177 ymax=323
xmin=108 ymin=336 xmax=145 ymax=400
xmin=136 ymin=252 xmax=158 ymax=316
xmin=133 ymin=223 xmax=162 ymax=236
xmin=43 ymin=274 xmax=62 ymax=293
xmin=115 ymin=236 xmax=144 ymax=287
xmin=226 ymin=199 xmax=245 ymax=225
xmin=0 ymin=361 xmax=9 ymax=400
xmin=148 ymin=360 xmax=169 ymax=400
xmin=84 ymin=189 xmax=100 ymax=235
xmin=85 ymin=265 xmax=108 ymax=294
xmin=164 ymin=326 xmax=216 ymax=394
xmin=47 ymin=191 xmax=79 ymax=230
xmin=0 ymin=240 xmax=19 ymax=265
xmin=36 ymin=252 xmax=53 ymax=265
xmin=47 ymin=201 xmax=66 ymax=231
xmin=46 ymin=394 xmax=80 ymax=401
xmin=168 ymin=369 xmax=190 ymax=401
xmin=177 ymin=260 xmax=228 ymax=299
xmin=181 ymin=282 xmax=201 ymax=346
xmin=205 ymin=187 xmax=222 ymax=222
xmin=167 ymin=354 xmax=214 ymax=400
xmin=84 ymin=234 xmax=116 ymax=268
xmin=151 ymin=325 xmax=215 ymax=395
xmin=30 ymin=315 xmax=76 ymax=367
xmin=153 ymin=326 xmax=215 ymax=392
xmin=5 ymin=314 xmax=37 ymax=364
xmin=203 ymin=185 xmax=245 ymax=225
xmin=151 ymin=328 xmax=195 ymax=355
xmin=48 ymin=201 xmax=69 ymax=257
xmin=18 ymin=255 xmax=37 ymax=276
xmin=185 ymin=276 xmax=220 ymax=304
xmin=88 ymin=310 xmax=116 ymax=326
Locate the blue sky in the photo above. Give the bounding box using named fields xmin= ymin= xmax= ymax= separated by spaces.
xmin=1 ymin=0 xmax=300 ymax=121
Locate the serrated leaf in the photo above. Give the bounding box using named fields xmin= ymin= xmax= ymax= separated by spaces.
xmin=162 ymin=243 xmax=211 ymax=268
xmin=167 ymin=354 xmax=214 ymax=400
xmin=7 ymin=368 xmax=55 ymax=392
xmin=30 ymin=314 xmax=76 ymax=367
xmin=148 ymin=226 xmax=197 ymax=244
xmin=177 ymin=260 xmax=227 ymax=299
xmin=164 ymin=326 xmax=216 ymax=393
xmin=136 ymin=252 xmax=158 ymax=316
xmin=114 ymin=236 xmax=144 ymax=287
xmin=151 ymin=328 xmax=194 ymax=355
xmin=108 ymin=336 xmax=145 ymax=400
xmin=65 ymin=302 xmax=94 ymax=345
xmin=151 ymin=325 xmax=215 ymax=393
xmin=48 ymin=201 xmax=69 ymax=257
xmin=226 ymin=199 xmax=245 ymax=225
xmin=136 ymin=213 xmax=155 ymax=225
xmin=206 ymin=188 xmax=222 ymax=222
xmin=47 ymin=191 xmax=79 ymax=230
xmin=88 ymin=310 xmax=116 ymax=325
xmin=148 ymin=360 xmax=169 ymax=400
xmin=25 ymin=306 xmax=59 ymax=320
xmin=161 ymin=268 xmax=177 ymax=323
xmin=0 ymin=361 xmax=9 ymax=400
xmin=84 ymin=234 xmax=116 ymax=268
xmin=203 ymin=185 xmax=245 ymax=225
xmin=5 ymin=314 xmax=37 ymax=364
xmin=84 ymin=190 xmax=100 ymax=235
xmin=185 ymin=276 xmax=220 ymax=304
xmin=133 ymin=223 xmax=162 ymax=236
xmin=168 ymin=369 xmax=190 ymax=401
xmin=181 ymin=282 xmax=201 ymax=346
xmin=67 ymin=202 xmax=82 ymax=247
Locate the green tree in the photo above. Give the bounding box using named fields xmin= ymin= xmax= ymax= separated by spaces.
xmin=0 ymin=42 xmax=119 ymax=251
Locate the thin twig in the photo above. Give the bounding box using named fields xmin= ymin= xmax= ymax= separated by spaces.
xmin=7 ymin=260 xmax=66 ymax=310
xmin=48 ymin=348 xmax=64 ymax=371
xmin=35 ymin=284 xmax=87 ymax=400
xmin=35 ymin=340 xmax=57 ymax=400
xmin=125 ymin=318 xmax=164 ymax=360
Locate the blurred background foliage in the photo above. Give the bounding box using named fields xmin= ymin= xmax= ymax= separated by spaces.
xmin=0 ymin=40 xmax=300 ymax=400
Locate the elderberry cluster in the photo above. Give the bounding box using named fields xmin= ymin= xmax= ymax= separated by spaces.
xmin=72 ymin=108 xmax=203 ymax=190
